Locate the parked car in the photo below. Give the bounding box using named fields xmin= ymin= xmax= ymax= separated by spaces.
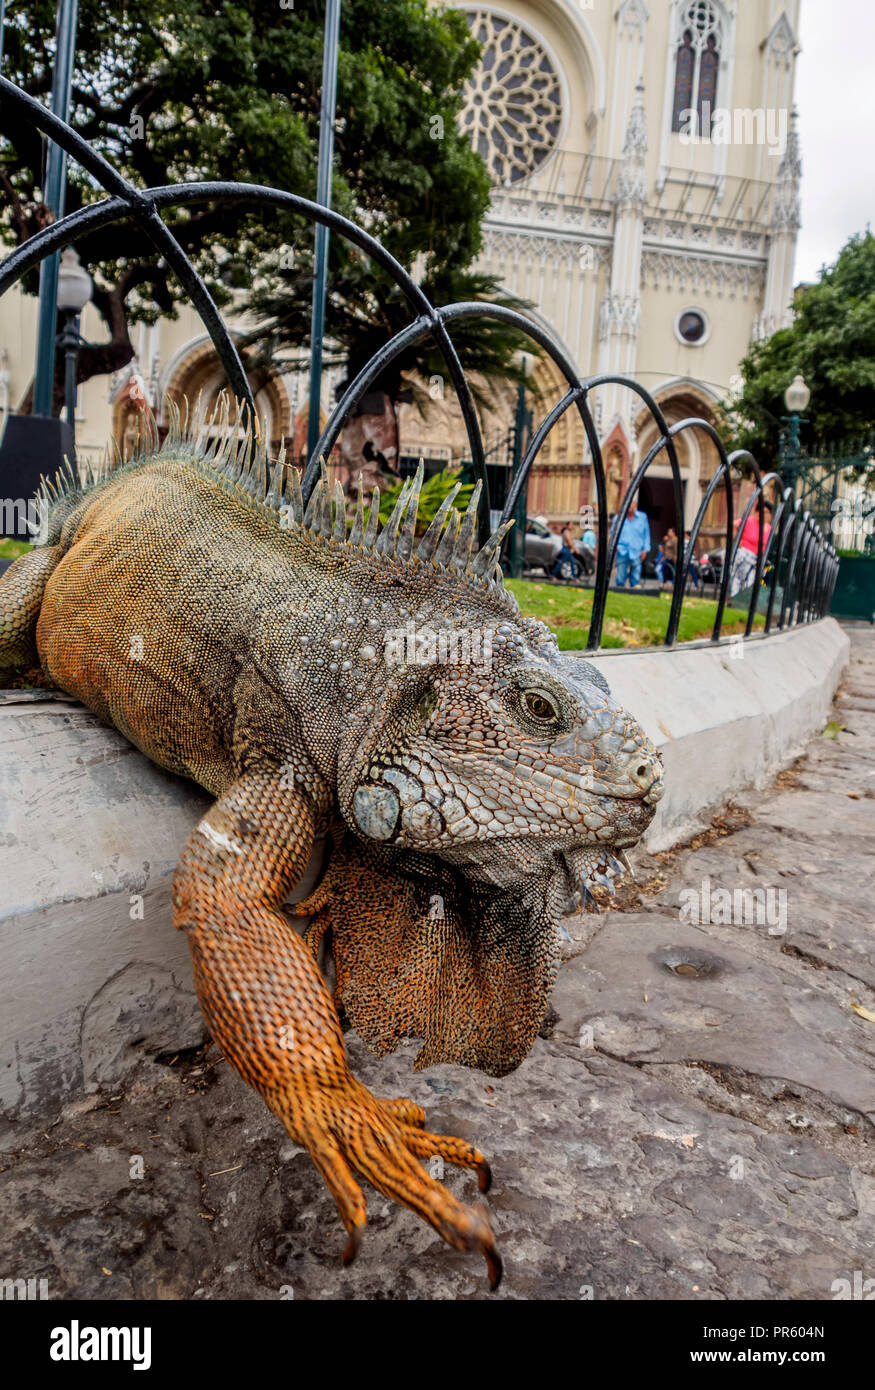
xmin=523 ymin=516 xmax=563 ymax=574
xmin=498 ymin=516 xmax=559 ymax=575
xmin=494 ymin=514 xmax=589 ymax=581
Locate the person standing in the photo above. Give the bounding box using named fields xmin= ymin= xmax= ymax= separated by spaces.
xmin=580 ymin=518 xmax=597 ymax=576
xmin=552 ymin=524 xmax=583 ymax=581
xmin=662 ymin=527 xmax=678 ymax=582
xmin=613 ymin=497 xmax=651 ymax=588
xmin=730 ymin=502 xmax=772 ymax=597
xmin=684 ymin=530 xmax=701 ymax=590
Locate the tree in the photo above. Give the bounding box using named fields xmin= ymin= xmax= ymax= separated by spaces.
xmin=0 ymin=0 xmax=533 ymax=415
xmin=722 ymin=231 xmax=875 ymax=468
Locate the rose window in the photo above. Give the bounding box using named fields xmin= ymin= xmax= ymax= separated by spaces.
xmin=460 ymin=10 xmax=563 ymax=185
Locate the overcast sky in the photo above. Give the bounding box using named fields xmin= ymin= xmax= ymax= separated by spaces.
xmin=794 ymin=0 xmax=875 ymax=284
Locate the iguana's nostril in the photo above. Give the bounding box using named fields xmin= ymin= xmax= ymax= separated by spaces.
xmin=628 ymin=752 xmax=662 ymax=797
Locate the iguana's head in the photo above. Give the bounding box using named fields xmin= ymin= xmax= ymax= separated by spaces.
xmin=335 ymin=605 xmax=662 ymax=909
xmin=284 ymin=466 xmax=664 ymax=910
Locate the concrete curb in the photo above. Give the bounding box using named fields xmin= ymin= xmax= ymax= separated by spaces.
xmin=584 ymin=619 xmax=850 ymax=850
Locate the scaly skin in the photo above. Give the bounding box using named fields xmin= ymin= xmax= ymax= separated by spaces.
xmin=0 ymin=405 xmax=664 ymax=1287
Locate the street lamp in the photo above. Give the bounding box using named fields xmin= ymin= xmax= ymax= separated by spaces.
xmin=780 ymin=369 xmax=809 ymax=490
xmin=784 ymin=372 xmax=810 ymax=415
xmin=56 ymin=246 xmax=92 ymax=445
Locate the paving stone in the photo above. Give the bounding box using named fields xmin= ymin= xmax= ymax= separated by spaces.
xmin=559 ymin=916 xmax=874 ymax=1119
xmin=651 ymin=836 xmax=875 ymax=989
xmin=753 ymin=789 xmax=875 ymax=848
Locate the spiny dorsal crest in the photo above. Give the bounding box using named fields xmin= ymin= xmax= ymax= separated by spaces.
xmin=287 ymin=459 xmax=514 ymax=592
xmin=36 ymin=392 xmax=517 ymax=599
xmin=177 ymin=394 xmax=516 ymax=596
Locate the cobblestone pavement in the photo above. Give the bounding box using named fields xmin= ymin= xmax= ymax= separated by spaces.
xmin=1 ymin=632 xmax=873 ymax=1301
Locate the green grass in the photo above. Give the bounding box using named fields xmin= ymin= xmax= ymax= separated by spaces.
xmin=507 ymin=578 xmax=765 ymax=649
xmin=0 ymin=539 xmax=31 ymax=561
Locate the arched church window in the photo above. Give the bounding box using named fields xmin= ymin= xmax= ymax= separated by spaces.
xmin=697 ymin=34 xmax=719 ymax=135
xmin=671 ymin=30 xmax=694 ymax=132
xmin=460 ymin=9 xmax=563 ymax=185
xmin=670 ymin=1 xmax=723 ymax=136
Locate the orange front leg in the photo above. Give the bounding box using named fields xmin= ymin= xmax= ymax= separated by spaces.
xmin=173 ymin=770 xmax=501 ymax=1288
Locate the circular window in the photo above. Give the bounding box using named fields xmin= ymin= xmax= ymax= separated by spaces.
xmin=675 ymin=308 xmax=710 ymax=345
xmin=461 ymin=9 xmax=563 ymax=185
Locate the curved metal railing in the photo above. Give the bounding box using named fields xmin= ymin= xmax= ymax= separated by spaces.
xmin=0 ymin=76 xmax=839 ymax=648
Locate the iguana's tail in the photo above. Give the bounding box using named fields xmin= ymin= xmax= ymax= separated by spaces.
xmin=0 ymin=545 xmax=63 ymax=682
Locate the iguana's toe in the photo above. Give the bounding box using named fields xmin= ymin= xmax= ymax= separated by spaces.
xmin=375 ymin=1096 xmax=427 ymax=1127
xmin=394 ymin=1122 xmax=493 ymax=1192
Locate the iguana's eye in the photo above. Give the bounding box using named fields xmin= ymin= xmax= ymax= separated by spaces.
xmin=523 ymin=690 xmax=558 ymax=722
xmin=417 ymin=690 xmax=437 ymax=724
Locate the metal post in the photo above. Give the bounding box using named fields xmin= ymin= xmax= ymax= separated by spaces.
xmin=32 ymin=0 xmax=78 ymax=417
xmin=507 ymin=380 xmax=529 ymax=578
xmin=787 ymin=411 xmax=801 ymax=461
xmin=58 ymin=309 xmax=79 ymax=443
xmin=780 ymin=411 xmax=802 ymax=496
xmin=306 ymin=0 xmax=341 ymax=463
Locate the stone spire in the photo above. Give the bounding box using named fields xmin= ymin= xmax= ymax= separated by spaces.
xmin=772 ymin=106 xmax=802 ymax=233
xmin=616 ymin=79 xmax=648 ymax=211
xmin=597 ymin=81 xmax=647 ymax=452
xmin=755 ymin=109 xmax=802 ymax=340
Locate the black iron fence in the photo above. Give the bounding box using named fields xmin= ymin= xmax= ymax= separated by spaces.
xmin=781 ymin=436 xmax=875 ymax=558
xmin=0 ymin=76 xmax=839 ymax=649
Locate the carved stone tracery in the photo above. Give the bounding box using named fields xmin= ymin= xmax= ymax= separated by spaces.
xmin=461 ymin=10 xmax=563 ymax=185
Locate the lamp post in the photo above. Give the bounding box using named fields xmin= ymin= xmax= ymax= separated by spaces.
xmin=55 ymin=247 xmax=92 ymax=447
xmin=507 ymin=351 xmax=533 ymax=579
xmin=779 ymin=370 xmax=810 ymax=496
xmin=32 ymin=0 xmax=79 ymax=418
xmin=306 ymin=0 xmax=341 ymax=463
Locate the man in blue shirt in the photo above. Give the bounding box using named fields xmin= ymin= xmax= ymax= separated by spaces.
xmin=613 ymin=498 xmax=651 ymax=588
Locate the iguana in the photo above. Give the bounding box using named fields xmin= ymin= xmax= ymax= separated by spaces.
xmin=0 ymin=401 xmax=664 ymax=1288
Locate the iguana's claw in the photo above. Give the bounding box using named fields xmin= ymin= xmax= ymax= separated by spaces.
xmin=375 ymin=1096 xmax=427 ymax=1128
xmin=485 ymin=1245 xmax=503 ymax=1292
xmin=342 ymin=1225 xmax=362 ymax=1267
xmin=298 ymin=1083 xmax=501 ymax=1288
